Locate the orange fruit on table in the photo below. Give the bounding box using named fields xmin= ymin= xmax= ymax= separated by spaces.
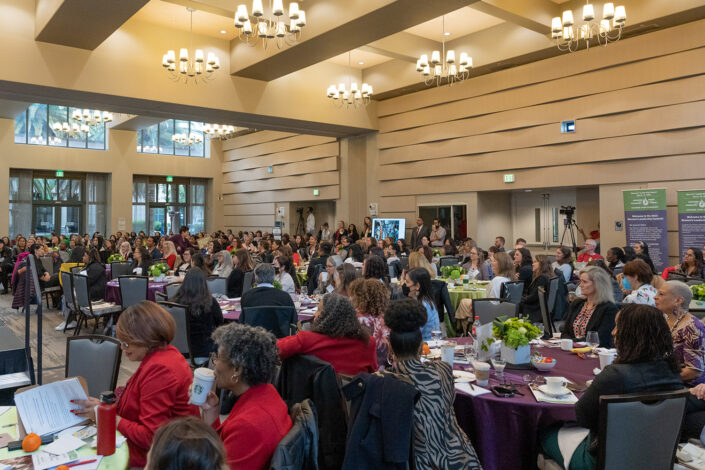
xmin=22 ymin=432 xmax=41 ymax=452
xmin=57 ymin=466 xmax=70 ymax=470
xmin=422 ymin=343 xmax=431 ymax=355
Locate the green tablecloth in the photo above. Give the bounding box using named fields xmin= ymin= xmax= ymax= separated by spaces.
xmin=0 ymin=407 xmax=129 ymax=469
xmin=447 ymin=284 xmax=488 ymax=310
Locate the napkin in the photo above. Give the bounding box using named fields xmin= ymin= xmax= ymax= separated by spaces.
xmin=455 ymin=383 xmax=491 ymax=397
xmin=43 ymin=435 xmax=86 ymax=455
xmin=529 ymin=385 xmax=578 ymax=405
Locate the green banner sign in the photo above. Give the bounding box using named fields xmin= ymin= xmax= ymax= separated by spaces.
xmin=622 ymin=189 xmax=667 ymax=212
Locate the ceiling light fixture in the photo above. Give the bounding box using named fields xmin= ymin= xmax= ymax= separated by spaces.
xmin=220 ymin=29 xmax=227 ymax=34
xmin=50 ymin=121 xmax=89 ymax=141
xmin=416 ymin=15 xmax=472 ymax=87
xmin=326 ymin=52 xmax=373 ymax=109
xmin=551 ymin=2 xmax=626 ymax=52
xmin=234 ymin=0 xmax=306 ymax=49
xmin=172 ymin=133 xmax=203 ymax=146
xmin=203 ymin=124 xmax=239 ymax=140
xmin=71 ymin=109 xmax=113 ymax=126
xmin=358 ymin=61 xmax=364 ymax=65
xmin=162 ymin=8 xmax=220 ymax=84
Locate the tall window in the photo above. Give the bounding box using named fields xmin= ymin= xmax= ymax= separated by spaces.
xmin=136 ymin=120 xmax=207 ymax=158
xmin=8 ymin=170 xmax=108 ymax=238
xmin=14 ymin=104 xmax=107 ymax=150
xmin=132 ymin=176 xmax=207 ymax=235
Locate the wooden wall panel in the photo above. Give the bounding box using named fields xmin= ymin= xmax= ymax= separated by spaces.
xmin=223 ymin=214 xmax=276 ymax=227
xmin=224 ymin=156 xmax=337 ymax=183
xmin=222 ymin=131 xmax=295 ymax=151
xmin=224 ymin=171 xmax=339 ymax=193
xmin=223 ymin=203 xmax=275 ymax=216
xmin=223 ymin=185 xmax=340 ymax=205
xmin=224 ymin=135 xmax=335 ymax=161
xmin=222 ymin=142 xmax=338 ymax=172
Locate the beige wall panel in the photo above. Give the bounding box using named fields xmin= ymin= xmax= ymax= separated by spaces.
xmin=378 ymin=74 xmax=705 ymax=150
xmin=379 ymin=47 xmax=705 ymax=133
xmin=222 ymin=142 xmax=339 ymax=172
xmin=222 ymin=185 xmax=340 ymax=205
xmin=222 ymin=131 xmax=296 ymax=152
xmin=477 ymin=192 xmax=512 ymax=249
xmin=224 ymin=171 xmax=339 ymax=194
xmin=223 ymin=215 xmax=275 ymax=227
xmin=222 ymin=203 xmax=276 ymax=216
xmin=380 ymin=100 xmax=705 ymax=164
xmin=225 ymin=135 xmax=336 ymax=161
xmin=379 ymin=196 xmax=416 ymax=213
xmin=378 ymin=19 xmax=705 ymax=117
xmin=378 ymin=128 xmax=705 ymax=181
xmin=224 ymin=156 xmax=338 ymax=183
xmin=666 ymin=206 xmax=680 ymax=232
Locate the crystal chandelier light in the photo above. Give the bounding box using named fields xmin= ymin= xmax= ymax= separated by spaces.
xmin=326 ymin=52 xmax=373 ymax=109
xmin=50 ymin=122 xmax=88 ymax=142
xmin=416 ymin=15 xmax=472 ymax=87
xmin=234 ymin=0 xmax=306 ymax=49
xmin=551 ymin=2 xmax=626 ymax=52
xmin=172 ymin=133 xmax=203 ymax=146
xmin=162 ymin=8 xmax=220 ymax=84
xmin=71 ymin=109 xmax=113 ymax=126
xmin=203 ymin=124 xmax=238 ymax=140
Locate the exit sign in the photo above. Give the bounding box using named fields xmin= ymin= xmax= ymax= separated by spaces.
xmin=504 ymin=174 xmax=515 ymax=183
xmin=313 ymin=189 xmax=319 ymax=196
xmin=166 ymin=175 xmax=173 ymax=182
xmin=56 ymin=170 xmax=64 ymax=177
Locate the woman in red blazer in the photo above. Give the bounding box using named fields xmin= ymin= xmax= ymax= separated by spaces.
xmin=73 ymin=301 xmax=199 ymax=468
xmin=277 ymin=292 xmax=378 ymax=374
xmin=198 ymin=323 xmax=292 ymax=470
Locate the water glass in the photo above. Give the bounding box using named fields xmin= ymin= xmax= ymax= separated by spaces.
xmin=300 ymin=286 xmax=308 ymax=297
xmin=431 ymin=330 xmax=442 ymax=343
xmin=533 ymin=323 xmax=545 ymax=343
xmin=491 ymin=356 xmax=506 ymax=384
xmin=586 ymin=331 xmax=600 ymax=358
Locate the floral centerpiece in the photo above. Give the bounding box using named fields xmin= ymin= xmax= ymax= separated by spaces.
xmin=691 ymin=284 xmax=705 ymax=302
xmin=107 ymin=253 xmax=125 ymax=263
xmin=492 ymin=316 xmax=541 ymax=364
xmin=431 ymin=248 xmax=442 ymax=258
xmin=147 ymin=262 xmax=170 ymax=280
xmin=440 ymin=265 xmax=466 ymax=280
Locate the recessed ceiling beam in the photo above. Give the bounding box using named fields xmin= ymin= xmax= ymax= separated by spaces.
xmin=362 ymin=32 xmax=442 ymax=64
xmin=470 ymin=0 xmax=559 ymax=35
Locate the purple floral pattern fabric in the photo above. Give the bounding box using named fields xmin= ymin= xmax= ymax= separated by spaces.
xmin=358 ymin=314 xmax=390 ymax=370
xmin=672 ymin=315 xmax=705 ymax=386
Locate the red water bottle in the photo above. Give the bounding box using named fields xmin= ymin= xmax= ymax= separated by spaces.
xmin=96 ymin=391 xmax=116 ymax=456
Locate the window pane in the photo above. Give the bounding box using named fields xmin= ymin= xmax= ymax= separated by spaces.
xmin=150 ymin=207 xmax=166 ymax=235
xmin=166 ymin=206 xmax=185 ymax=235
xmin=159 ymin=120 xmax=174 ymax=154
xmin=190 ymin=183 xmax=205 ymax=204
xmin=14 ymin=111 xmax=27 ymax=144
xmin=148 ymin=183 xmax=157 ymax=202
xmin=60 ymin=206 xmax=81 ymax=234
xmin=27 ymin=103 xmax=47 ymax=145
xmin=132 ymin=205 xmax=146 ymax=234
xmin=132 ymin=182 xmax=146 ymax=203
xmin=87 ymin=123 xmax=105 ymax=150
xmin=178 ymin=184 xmax=186 ymax=203
xmin=174 ymin=120 xmax=189 ymax=156
xmin=142 ymin=124 xmax=158 ymax=153
xmin=48 ymin=105 xmax=68 ymax=146
xmin=9 ymin=177 xmax=19 ymax=201
xmin=136 ymin=129 xmax=142 ymax=152
xmin=33 ymin=206 xmax=55 ymax=237
xmin=9 ymin=202 xmax=32 ymax=238
xmin=157 ymin=184 xmax=167 ymax=203
xmin=45 ymin=178 xmax=58 ymax=200
xmin=33 ymin=178 xmax=45 ymax=201
xmin=58 ymin=179 xmax=70 ymax=201
xmin=190 ymin=205 xmax=204 ymax=233
xmin=68 ymin=109 xmax=87 ymax=148
xmin=190 ymin=122 xmax=204 ymax=157
xmin=70 ymin=180 xmax=82 ymax=202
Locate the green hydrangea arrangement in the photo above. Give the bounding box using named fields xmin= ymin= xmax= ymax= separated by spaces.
xmin=147 ymin=262 xmax=170 ymax=277
xmin=432 ymin=248 xmax=442 ymax=258
xmin=107 ymin=254 xmax=125 ymax=263
xmin=440 ymin=265 xmax=466 ymax=279
xmin=692 ymin=284 xmax=705 ymax=301
xmin=492 ymin=316 xmax=541 ymax=349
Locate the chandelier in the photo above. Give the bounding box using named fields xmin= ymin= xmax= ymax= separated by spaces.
xmin=551 ymin=2 xmax=626 ymax=52
xmin=162 ymin=8 xmax=220 ymax=84
xmin=234 ymin=0 xmax=306 ymax=49
xmin=172 ymin=133 xmax=203 ymax=146
xmin=51 ymin=122 xmax=89 ymax=140
xmin=204 ymin=124 xmax=238 ymax=140
xmin=71 ymin=109 xmax=113 ymax=126
xmin=326 ymin=52 xmax=372 ymax=108
xmin=416 ymin=15 xmax=472 ymax=87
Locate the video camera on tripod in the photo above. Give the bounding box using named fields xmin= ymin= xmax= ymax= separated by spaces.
xmin=560 ymin=205 xmax=576 ymax=225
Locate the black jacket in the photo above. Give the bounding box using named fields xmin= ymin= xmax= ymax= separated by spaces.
xmin=431 ymin=279 xmax=455 ymax=326
xmin=276 ymin=354 xmax=347 ymax=470
xmin=84 ymin=261 xmax=107 ymax=301
xmin=342 ymin=372 xmax=419 ymax=470
xmin=241 ymin=286 xmax=295 ymax=309
xmin=520 ymin=274 xmax=550 ymax=323
xmin=561 ymin=298 xmax=618 ymax=348
xmin=409 ymin=225 xmax=431 ymax=249
xmin=517 ymin=265 xmax=533 ymax=293
xmin=306 ymin=255 xmax=328 ymax=294
xmin=185 ymin=297 xmax=223 ymax=358
xmin=226 ymin=268 xmax=246 ymax=298
xmin=269 ymin=399 xmax=319 ymax=470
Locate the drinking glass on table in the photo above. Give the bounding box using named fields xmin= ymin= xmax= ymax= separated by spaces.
xmin=300 ymin=286 xmax=308 ymax=297
xmin=533 ymin=323 xmax=545 ymax=343
xmin=586 ymin=331 xmax=600 ymax=358
xmin=431 ymin=330 xmax=442 ymax=343
xmin=491 ymin=356 xmax=506 ymax=385
xmin=464 ymin=342 xmax=475 ymax=363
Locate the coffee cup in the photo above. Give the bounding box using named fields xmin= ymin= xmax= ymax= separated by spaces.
xmin=447 ymin=282 xmax=455 ymax=289
xmin=190 ymin=368 xmax=215 ymax=406
xmin=599 ymin=351 xmax=616 ymax=370
xmin=441 ymin=341 xmax=457 ymax=366
xmin=545 ymin=376 xmax=568 ymax=394
xmin=552 ymin=332 xmax=562 ymax=340
xmin=560 ymin=339 xmax=573 ymax=351
xmin=474 ymin=362 xmax=490 ymax=387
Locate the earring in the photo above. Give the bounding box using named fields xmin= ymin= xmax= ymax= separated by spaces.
xmin=231 ymin=374 xmax=239 ymax=384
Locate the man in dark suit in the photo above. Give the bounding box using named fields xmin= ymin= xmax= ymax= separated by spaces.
xmin=410 ymin=217 xmax=431 ymax=249
xmin=241 ymin=263 xmax=295 ymax=309
xmin=240 ymin=263 xmax=297 ymax=338
xmin=306 ymin=241 xmax=332 ymax=293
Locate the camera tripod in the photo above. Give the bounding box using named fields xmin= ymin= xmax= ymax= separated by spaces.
xmin=560 ymin=217 xmax=581 ymax=257
xmin=295 ymin=209 xmax=305 ymax=236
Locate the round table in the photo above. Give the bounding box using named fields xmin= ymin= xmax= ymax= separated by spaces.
xmin=0 ymin=407 xmax=129 ymax=469
xmin=451 ymin=337 xmax=597 ymax=470
xmin=104 ymin=279 xmax=167 ymax=304
xmin=447 ymin=284 xmax=487 ymax=310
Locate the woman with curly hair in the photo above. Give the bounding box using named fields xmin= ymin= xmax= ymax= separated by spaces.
xmin=334 ymin=263 xmax=359 ymax=297
xmin=385 ymin=299 xmax=482 ymax=470
xmin=363 ymin=254 xmax=389 ymax=285
xmin=197 ymin=323 xmax=292 ymax=469
xmin=541 ymin=304 xmax=683 ymax=470
xmin=350 ymin=278 xmax=391 ymax=369
xmin=276 ymin=292 xmax=378 ymax=374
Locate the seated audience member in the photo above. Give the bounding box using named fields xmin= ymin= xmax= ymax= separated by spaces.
xmin=301 ymin=235 xmax=317 ymax=261
xmin=350 ymin=278 xmax=391 ymax=369
xmin=145 ymin=416 xmax=228 ymax=470
xmin=521 ymin=254 xmax=553 ymax=323
xmin=605 ymin=247 xmax=625 ymax=272
xmin=307 ymin=241 xmax=332 ymax=291
xmin=513 ymin=247 xmax=533 ymax=292
xmin=583 ymin=259 xmax=624 ymax=303
xmin=461 ymin=246 xmax=490 ymax=281
xmin=385 ymin=299 xmax=481 ymax=470
xmin=397 ymin=238 xmax=409 ymax=257
xmin=418 ymin=245 xmax=438 ymax=276
xmin=315 ymin=254 xmax=343 ymax=294
xmin=622 ymin=258 xmax=658 ymax=306
xmin=363 ymin=254 xmax=389 ymax=285
xmin=455 ymin=252 xmax=514 ymax=324
xmin=147 ymin=236 xmax=162 ymax=260
xmin=198 ymin=323 xmax=292 ymax=469
xmin=131 ymin=246 xmax=152 ymax=275
xmin=191 ymin=252 xmax=212 ymax=276
xmin=0 ymin=239 xmax=13 ymax=294
xmin=170 ymin=268 xmax=223 ymax=365
xmin=347 ymin=223 xmax=359 ymax=242
xmin=553 ymin=246 xmax=574 ymax=283
xmin=540 ymin=304 xmax=683 ymax=470
xmin=119 ymin=241 xmax=133 ymax=261
xmin=227 ymin=249 xmax=254 ymax=298
xmin=176 ymin=247 xmax=194 ymax=276
xmin=334 ymin=220 xmax=347 ymax=246
xmin=273 ymin=255 xmax=296 ymax=295
xmin=655 ymin=280 xmax=705 ymax=386
xmin=345 ymin=243 xmax=365 ymax=268
xmin=561 ymin=266 xmax=618 ymax=347
xmin=162 ymin=240 xmax=180 ymax=270
xmin=673 ymin=247 xmax=705 ymax=279
xmin=334 ymin=263 xmax=359 ymax=297
xmin=14 ymin=243 xmax=60 ymax=308
xmin=576 ymin=238 xmax=603 ymax=263
xmin=212 ymin=250 xmax=234 ymax=278
xmin=404 ymin=252 xmax=436 ymax=282
xmin=404 ymin=268 xmax=440 ymax=341
xmin=81 ymin=247 xmax=107 ymax=301
xmin=277 ymin=292 xmax=378 ymax=374
xmin=73 ymin=301 xmax=199 ymax=468
xmin=241 ymin=263 xmax=295 ymax=309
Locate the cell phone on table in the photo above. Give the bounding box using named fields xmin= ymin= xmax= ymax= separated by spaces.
xmin=491 ymin=386 xmax=514 ymax=398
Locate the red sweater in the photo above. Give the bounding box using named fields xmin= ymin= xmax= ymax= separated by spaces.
xmin=577 ymin=252 xmax=603 ymax=263
xmin=116 ymin=345 xmax=199 ymax=467
xmin=277 ymin=331 xmax=378 ymax=374
xmin=215 ymin=384 xmax=292 ymax=470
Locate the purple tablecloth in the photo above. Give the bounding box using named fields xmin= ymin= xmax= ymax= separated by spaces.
xmin=219 ymin=299 xmax=316 ymax=323
xmin=452 ymin=337 xmax=599 ymax=470
xmin=104 ymin=279 xmax=167 ymax=305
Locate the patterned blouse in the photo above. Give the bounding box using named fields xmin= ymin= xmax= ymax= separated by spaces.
xmin=392 ymin=359 xmax=482 ymax=470
xmin=623 ymin=283 xmax=658 ymax=306
xmin=672 ymin=314 xmax=705 ymax=386
xmin=358 ymin=314 xmax=390 ymax=370
xmin=573 ymin=302 xmax=597 ymax=339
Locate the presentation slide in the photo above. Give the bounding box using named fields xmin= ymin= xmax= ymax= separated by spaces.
xmin=371 ymin=218 xmax=406 ymax=243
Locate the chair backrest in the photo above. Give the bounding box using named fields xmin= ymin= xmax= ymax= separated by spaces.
xmin=158 ymin=301 xmax=192 ymax=358
xmin=60 ymin=271 xmax=76 ymax=310
xmin=501 ymin=281 xmax=524 ymax=305
xmin=110 ymin=262 xmax=133 ymax=279
xmin=667 ymin=272 xmax=687 ymax=282
xmin=242 ymin=271 xmax=254 ymax=295
xmin=537 ymin=286 xmax=554 ymax=337
xmin=164 ymin=282 xmax=181 ymax=299
xmin=241 ymin=305 xmax=298 ymax=338
xmin=547 ymin=277 xmax=559 ymax=314
xmin=65 ymin=335 xmax=122 ymax=397
xmin=72 ymin=273 xmax=91 ymax=310
xmin=598 ymin=389 xmax=689 ymax=470
xmin=439 ymin=256 xmax=459 ymax=267
xmin=118 ymin=275 xmax=149 ymax=309
xmin=472 ymin=298 xmax=518 ymax=324
xmin=40 ymin=256 xmax=54 ymax=275
xmin=206 ymin=277 xmax=227 ymax=295
xmin=687 ymin=280 xmax=704 ymax=286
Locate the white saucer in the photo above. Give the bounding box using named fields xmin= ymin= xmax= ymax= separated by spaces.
xmin=454 ymin=377 xmax=474 ymax=383
xmin=453 ymin=370 xmax=476 ymax=381
xmin=538 ymin=385 xmax=571 ymax=397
